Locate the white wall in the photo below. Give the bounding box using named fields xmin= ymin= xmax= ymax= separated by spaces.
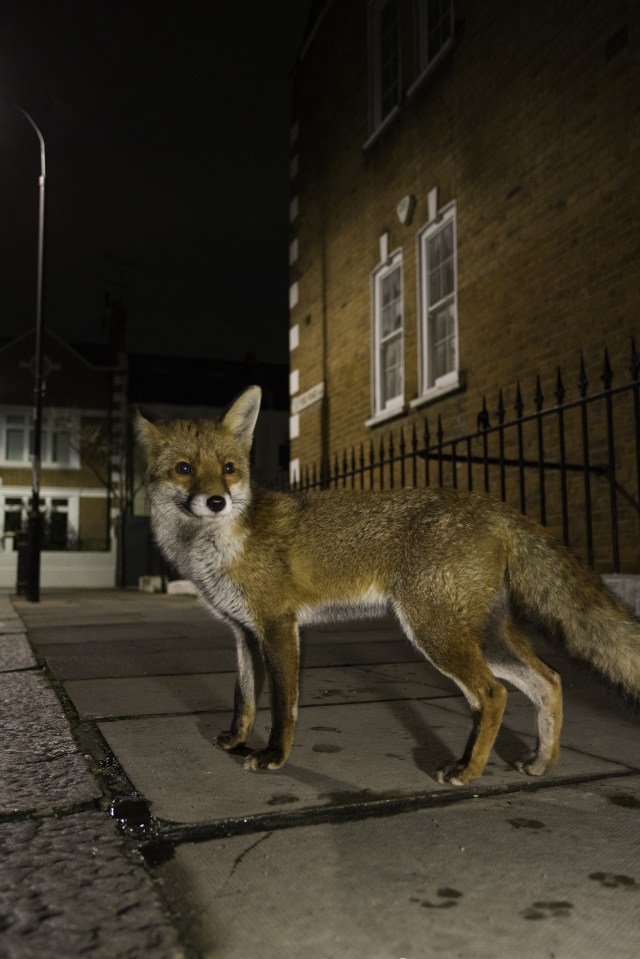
xmin=0 ymin=536 xmax=117 ymax=589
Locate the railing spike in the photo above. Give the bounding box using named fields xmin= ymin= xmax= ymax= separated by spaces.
xmin=555 ymin=367 xmax=565 ymax=405
xmin=601 ymin=347 xmax=613 ymax=390
xmin=514 ymin=382 xmax=524 ymax=417
xmin=579 ymin=355 xmax=589 ymax=397
xmin=477 ymin=396 xmax=490 ymax=431
xmin=534 ymin=375 xmax=544 ymax=411
xmin=630 ymin=337 xmax=640 ymax=381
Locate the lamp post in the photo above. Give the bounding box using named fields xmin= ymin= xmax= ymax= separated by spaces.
xmin=1 ymin=101 xmax=47 ymax=601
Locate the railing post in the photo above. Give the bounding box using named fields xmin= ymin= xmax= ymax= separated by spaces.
xmin=423 ymin=418 xmax=431 ymax=487
xmin=601 ymin=348 xmax=620 ymax=572
xmin=630 ymin=337 xmax=640 ymax=527
xmin=534 ymin=375 xmax=546 ymax=526
xmin=515 ymin=382 xmax=526 ymax=514
xmin=478 ymin=397 xmax=490 ymax=493
xmin=497 ymin=389 xmax=506 ymax=502
xmin=578 ymin=356 xmax=594 ymax=567
xmin=555 ymin=368 xmax=569 ymax=546
xmin=411 ymin=423 xmax=418 ymax=488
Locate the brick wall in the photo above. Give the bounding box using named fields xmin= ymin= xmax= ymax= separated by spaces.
xmin=288 ymin=0 xmax=639 ymax=476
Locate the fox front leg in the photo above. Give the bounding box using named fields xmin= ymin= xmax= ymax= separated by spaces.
xmin=215 ymin=626 xmax=264 ymax=752
xmin=244 ymin=619 xmax=300 ymax=771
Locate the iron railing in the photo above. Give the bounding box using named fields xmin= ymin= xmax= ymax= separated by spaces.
xmin=287 ymin=341 xmax=640 ymax=573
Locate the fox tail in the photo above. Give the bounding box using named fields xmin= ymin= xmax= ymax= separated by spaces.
xmin=506 ymin=518 xmax=640 ymax=699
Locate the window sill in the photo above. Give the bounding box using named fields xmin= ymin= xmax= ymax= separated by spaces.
xmin=365 ymin=403 xmax=407 ymax=429
xmin=0 ymin=462 xmax=81 ymax=471
xmin=362 ymin=105 xmax=402 ymax=152
xmin=410 ymin=372 xmax=464 ymax=409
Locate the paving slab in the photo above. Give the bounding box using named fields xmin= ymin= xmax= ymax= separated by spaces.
xmin=34 ymin=631 xmax=423 ymax=680
xmin=0 ymin=810 xmax=185 ymax=959
xmin=98 ymin=695 xmax=632 ymax=825
xmin=24 ymin=620 xmax=225 ymax=647
xmin=0 ymin=671 xmax=101 ymax=816
xmin=157 ymin=776 xmax=640 ymax=959
xmin=64 ymin=661 xmax=455 ymax=719
xmin=28 ymin=636 xmax=240 ymax=680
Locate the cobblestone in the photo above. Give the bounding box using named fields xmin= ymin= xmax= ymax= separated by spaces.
xmin=0 ymin=812 xmax=185 ymax=959
xmin=0 ymin=635 xmax=36 ymax=673
xmin=0 ymin=672 xmax=101 ymax=816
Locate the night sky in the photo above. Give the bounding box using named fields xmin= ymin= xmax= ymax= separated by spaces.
xmin=0 ymin=0 xmax=312 ymax=365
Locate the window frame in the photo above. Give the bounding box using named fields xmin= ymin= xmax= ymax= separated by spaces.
xmin=368 ymin=248 xmax=406 ymax=424
xmin=414 ymin=202 xmax=460 ymax=405
xmin=368 ymin=0 xmax=402 ymax=136
xmin=0 ymin=409 xmax=80 ymax=469
xmin=416 ymin=0 xmax=454 ymax=71
xmin=0 ymin=492 xmax=78 ymax=544
xmin=408 ymin=0 xmax=455 ymax=97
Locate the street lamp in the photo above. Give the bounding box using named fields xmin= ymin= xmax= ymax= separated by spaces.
xmin=1 ymin=100 xmax=47 ymax=601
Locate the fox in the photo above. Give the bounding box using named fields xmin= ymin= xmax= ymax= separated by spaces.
xmin=136 ymin=386 xmax=640 ymax=786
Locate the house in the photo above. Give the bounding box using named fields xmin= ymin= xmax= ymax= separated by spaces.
xmin=0 ymin=332 xmax=290 ymax=589
xmin=287 ymin=0 xmax=639 ymax=570
xmin=0 ymin=330 xmax=125 ymax=588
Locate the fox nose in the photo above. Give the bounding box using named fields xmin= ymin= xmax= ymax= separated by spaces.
xmin=206 ymin=495 xmax=226 ymax=513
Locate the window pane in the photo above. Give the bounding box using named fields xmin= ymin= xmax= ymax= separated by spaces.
xmin=3 ymin=498 xmax=24 ymax=534
xmin=428 ymin=222 xmax=455 ymax=305
xmin=424 ymin=0 xmax=453 ymax=64
xmin=430 ymin=303 xmax=456 ymax=380
xmin=48 ymin=511 xmax=68 ymax=550
xmin=429 ymin=268 xmax=442 ymax=305
xmin=441 ymin=221 xmax=453 ymax=259
xmin=372 ymin=0 xmax=399 ymax=125
xmin=428 ymin=231 xmax=442 ymax=267
xmin=6 ymin=429 xmax=24 ymax=461
xmin=381 ymin=267 xmax=402 ymax=336
xmin=52 ymin=432 xmax=71 ymax=466
xmin=380 ymin=1 xmax=399 ymax=114
xmin=382 ymin=335 xmax=402 ymax=405
xmin=443 ymin=257 xmax=455 ymax=297
xmin=4 ymin=510 xmax=23 ymax=534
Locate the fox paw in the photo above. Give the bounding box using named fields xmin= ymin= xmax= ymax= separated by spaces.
xmin=214 ymin=731 xmax=246 ymax=751
xmin=243 ymin=748 xmax=286 ymax=771
xmin=436 ymin=760 xmax=477 ymax=786
xmin=514 ymin=752 xmax=548 ymax=777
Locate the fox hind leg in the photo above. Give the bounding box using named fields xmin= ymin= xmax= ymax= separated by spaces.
xmin=397 ymin=607 xmax=508 ymax=785
xmin=484 ymin=616 xmax=563 ymax=776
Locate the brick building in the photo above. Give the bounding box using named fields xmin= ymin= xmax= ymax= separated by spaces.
xmin=0 ymin=330 xmax=125 ymax=555
xmin=288 ymin=0 xmax=639 ymax=490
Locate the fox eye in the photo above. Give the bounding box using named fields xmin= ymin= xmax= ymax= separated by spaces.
xmin=175 ymin=461 xmax=192 ymax=475
xmin=223 ymin=462 xmax=235 ymax=475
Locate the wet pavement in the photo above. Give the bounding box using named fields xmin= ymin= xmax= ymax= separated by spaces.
xmin=2 ymin=587 xmax=640 ymax=958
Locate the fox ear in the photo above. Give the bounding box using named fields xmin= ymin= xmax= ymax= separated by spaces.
xmin=134 ymin=411 xmax=161 ymax=455
xmin=223 ymin=386 xmax=262 ymax=444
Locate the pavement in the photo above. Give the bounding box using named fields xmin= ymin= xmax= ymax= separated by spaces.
xmin=1 ymin=585 xmax=640 ymax=959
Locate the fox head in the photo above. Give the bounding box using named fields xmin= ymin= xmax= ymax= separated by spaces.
xmin=135 ymin=386 xmax=261 ymax=524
